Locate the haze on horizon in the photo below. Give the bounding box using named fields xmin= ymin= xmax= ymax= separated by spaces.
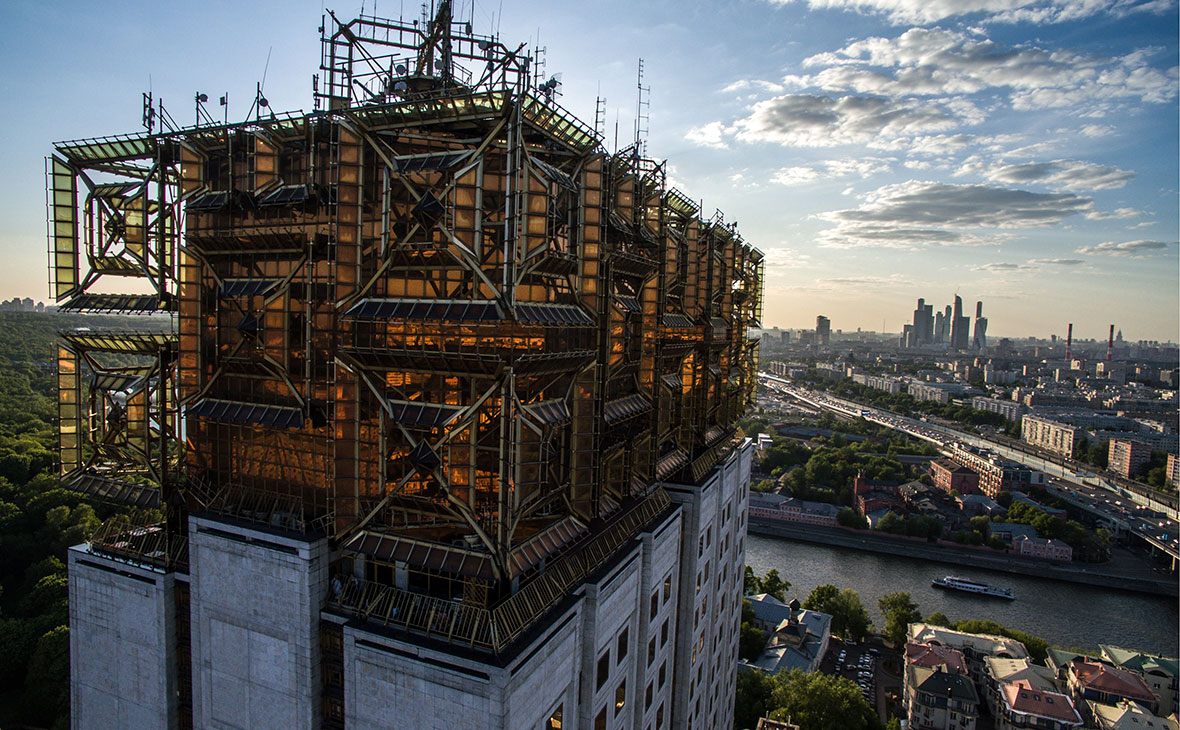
xmin=0 ymin=0 xmax=1175 ymax=341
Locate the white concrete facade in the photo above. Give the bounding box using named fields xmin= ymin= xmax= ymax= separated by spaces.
xmin=342 ymin=506 xmax=685 ymax=730
xmin=69 ymin=445 xmax=752 ymax=730
xmin=188 ymin=516 xmax=330 ymax=730
xmin=664 ymin=439 xmax=752 ymax=730
xmin=68 ymin=546 xmax=179 ymax=730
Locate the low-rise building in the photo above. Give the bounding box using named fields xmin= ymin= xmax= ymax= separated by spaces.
xmin=908 ymin=642 xmax=969 ymax=674
xmin=984 ymin=656 xmax=1062 ymax=714
xmin=742 ymin=596 xmax=831 ymax=674
xmin=995 ymin=680 xmax=1084 ymax=730
xmin=947 ymin=444 xmax=1045 ymax=498
xmin=988 ymin=522 xmax=1039 ymax=543
xmin=908 ymin=623 xmax=1030 ymax=693
xmin=911 ymin=382 xmax=976 ymax=404
xmin=1023 ymin=415 xmax=1082 ymax=457
xmin=748 ymin=493 xmax=839 ymax=527
xmin=905 ymin=664 xmax=980 ymax=730
xmin=1013 ymin=534 xmax=1073 ymax=562
xmin=1108 ymin=439 xmax=1154 ymax=478
xmin=1063 ymin=657 xmax=1160 ymax=716
xmin=1098 ymin=645 xmax=1179 ymax=718
xmin=972 ymin=396 xmax=1026 ymax=422
xmin=930 ymin=459 xmax=981 ymax=495
xmin=1089 ymin=699 xmax=1179 ymax=729
xmin=1167 ymin=453 xmax=1180 ymax=489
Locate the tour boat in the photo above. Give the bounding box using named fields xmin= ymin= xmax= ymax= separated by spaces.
xmin=931 ymin=575 xmax=1015 ymax=599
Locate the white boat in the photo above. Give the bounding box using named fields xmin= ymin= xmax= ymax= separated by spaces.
xmin=931 ymin=575 xmax=1015 ymax=599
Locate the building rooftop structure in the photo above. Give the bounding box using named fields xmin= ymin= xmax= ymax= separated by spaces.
xmin=742 ymin=595 xmax=832 ymax=674
xmin=52 ymin=7 xmax=763 ymax=729
xmin=907 ymin=641 xmax=969 ymax=674
xmin=1089 ymin=700 xmax=1180 ymax=730
xmin=998 ymin=679 xmax=1084 ymax=728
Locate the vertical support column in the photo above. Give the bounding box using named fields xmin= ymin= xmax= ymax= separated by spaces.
xmin=57 ymin=344 xmax=81 ymax=477
xmin=571 ymin=155 xmax=603 ymax=519
xmin=189 ymin=516 xmax=329 ymax=730
xmin=68 ymin=547 xmax=179 ymax=730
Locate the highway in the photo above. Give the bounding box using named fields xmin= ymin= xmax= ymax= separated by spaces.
xmin=758 ymin=372 xmax=1180 ymax=564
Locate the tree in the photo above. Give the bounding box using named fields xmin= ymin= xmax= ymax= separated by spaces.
xmin=760 ymin=569 xmax=791 ymax=602
xmin=766 ymin=669 xmax=883 ymax=730
xmin=740 ymin=622 xmax=768 ymax=663
xmin=830 ymin=589 xmax=873 ymax=641
xmin=837 ymin=507 xmax=868 ymax=529
xmin=734 ymin=667 xmax=776 ymax=730
xmin=952 ymin=619 xmax=1049 ymax=663
xmin=925 ymin=611 xmax=951 ymax=628
xmin=878 ymin=592 xmax=922 ymax=647
xmin=802 ymin=584 xmax=839 ymax=614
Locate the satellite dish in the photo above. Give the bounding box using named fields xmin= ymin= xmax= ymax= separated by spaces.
xmin=259 ymin=97 xmax=269 ymax=108
xmin=478 ymin=40 xmax=490 ymax=51
xmin=197 ymin=93 xmax=208 ymax=102
xmin=393 ymin=81 xmax=409 ymax=93
xmin=395 ymin=64 xmax=407 ymax=75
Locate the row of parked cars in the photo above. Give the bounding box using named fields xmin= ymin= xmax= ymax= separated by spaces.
xmin=835 ymin=645 xmax=878 ymax=703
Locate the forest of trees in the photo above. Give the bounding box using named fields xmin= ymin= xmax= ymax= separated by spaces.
xmin=0 ymin=312 xmax=161 ymax=729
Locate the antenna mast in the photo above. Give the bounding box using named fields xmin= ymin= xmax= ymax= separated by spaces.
xmin=594 ymin=94 xmax=607 ymax=140
xmin=634 ymin=58 xmax=650 ymax=156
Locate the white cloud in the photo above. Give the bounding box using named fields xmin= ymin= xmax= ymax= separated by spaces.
xmin=817 ymin=180 xmax=1092 ymax=248
xmin=684 ymin=121 xmax=730 ymax=149
xmin=1027 ymin=257 xmax=1084 ymax=265
xmin=763 ymin=0 xmax=1170 ymax=25
xmin=981 ymin=159 xmax=1134 ymax=191
xmin=722 ymin=79 xmax=787 ymax=95
xmin=1084 ymin=207 xmax=1143 ymax=220
xmin=1079 ymin=124 xmax=1114 ymax=137
xmin=771 ymin=157 xmax=895 ymax=185
xmin=974 ymin=262 xmax=1028 ymax=272
xmin=792 ymin=28 xmax=1176 ymax=112
xmin=731 ymin=93 xmax=970 ymax=147
xmin=1075 ymin=240 xmax=1173 ymax=257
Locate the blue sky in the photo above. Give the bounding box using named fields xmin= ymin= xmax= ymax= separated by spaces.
xmin=1 ymin=0 xmax=1176 ymax=341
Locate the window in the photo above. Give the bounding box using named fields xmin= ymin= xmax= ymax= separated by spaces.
xmin=594 ymin=707 xmax=607 ymax=730
xmin=615 ymin=679 xmax=627 ymax=715
xmin=662 ymin=574 xmax=671 ymax=603
xmin=617 ymin=627 xmax=629 ymax=663
xmin=658 ymin=660 xmax=666 ymax=689
xmin=647 ymin=637 xmax=656 ymax=666
xmin=645 ymin=682 xmax=653 ymax=710
xmin=660 ymin=619 xmax=668 ymax=646
xmin=656 ymin=703 xmax=665 ymax=729
xmin=650 ymin=591 xmax=659 ymax=621
xmin=597 ymin=650 xmax=610 ymax=691
xmin=546 ymin=704 xmax=564 ymax=730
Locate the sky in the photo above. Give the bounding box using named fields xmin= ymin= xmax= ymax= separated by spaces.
xmin=1 ymin=0 xmax=1176 ymax=342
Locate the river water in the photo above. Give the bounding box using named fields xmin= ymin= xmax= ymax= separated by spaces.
xmin=746 ymin=534 xmax=1179 ymax=656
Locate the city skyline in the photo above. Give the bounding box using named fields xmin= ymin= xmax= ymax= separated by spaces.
xmin=0 ymin=0 xmax=1177 ymax=340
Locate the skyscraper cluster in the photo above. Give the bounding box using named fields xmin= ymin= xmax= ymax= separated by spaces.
xmin=904 ymin=296 xmax=987 ymax=351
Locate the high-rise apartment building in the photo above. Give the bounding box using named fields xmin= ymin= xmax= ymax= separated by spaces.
xmin=50 ymin=9 xmax=762 ymax=729
xmin=950 ymin=296 xmax=970 ymax=350
xmin=972 ymin=301 xmax=988 ymax=351
xmin=815 ymin=315 xmax=831 ymax=346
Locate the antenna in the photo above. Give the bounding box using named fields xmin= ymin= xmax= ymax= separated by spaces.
xmin=594 ymin=92 xmax=607 ymax=139
xmin=532 ymin=30 xmax=546 ymax=90
xmin=634 ymin=58 xmax=650 ymax=156
xmin=142 ymin=92 xmax=155 ymax=132
xmin=539 ymin=73 xmax=562 ymax=103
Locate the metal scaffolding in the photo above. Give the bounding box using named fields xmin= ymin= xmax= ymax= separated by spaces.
xmin=48 ymin=1 xmax=762 ymax=658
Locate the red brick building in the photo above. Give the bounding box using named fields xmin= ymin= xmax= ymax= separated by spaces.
xmin=930 ymin=459 xmax=981 ymax=495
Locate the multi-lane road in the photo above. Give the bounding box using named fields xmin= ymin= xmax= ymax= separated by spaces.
xmin=758 ymin=373 xmax=1180 ymax=564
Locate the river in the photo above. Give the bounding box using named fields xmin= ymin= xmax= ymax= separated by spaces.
xmin=746 ymin=534 xmax=1179 ymax=656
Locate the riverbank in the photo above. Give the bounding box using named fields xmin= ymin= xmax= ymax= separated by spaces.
xmin=749 ymin=518 xmax=1179 ymax=598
